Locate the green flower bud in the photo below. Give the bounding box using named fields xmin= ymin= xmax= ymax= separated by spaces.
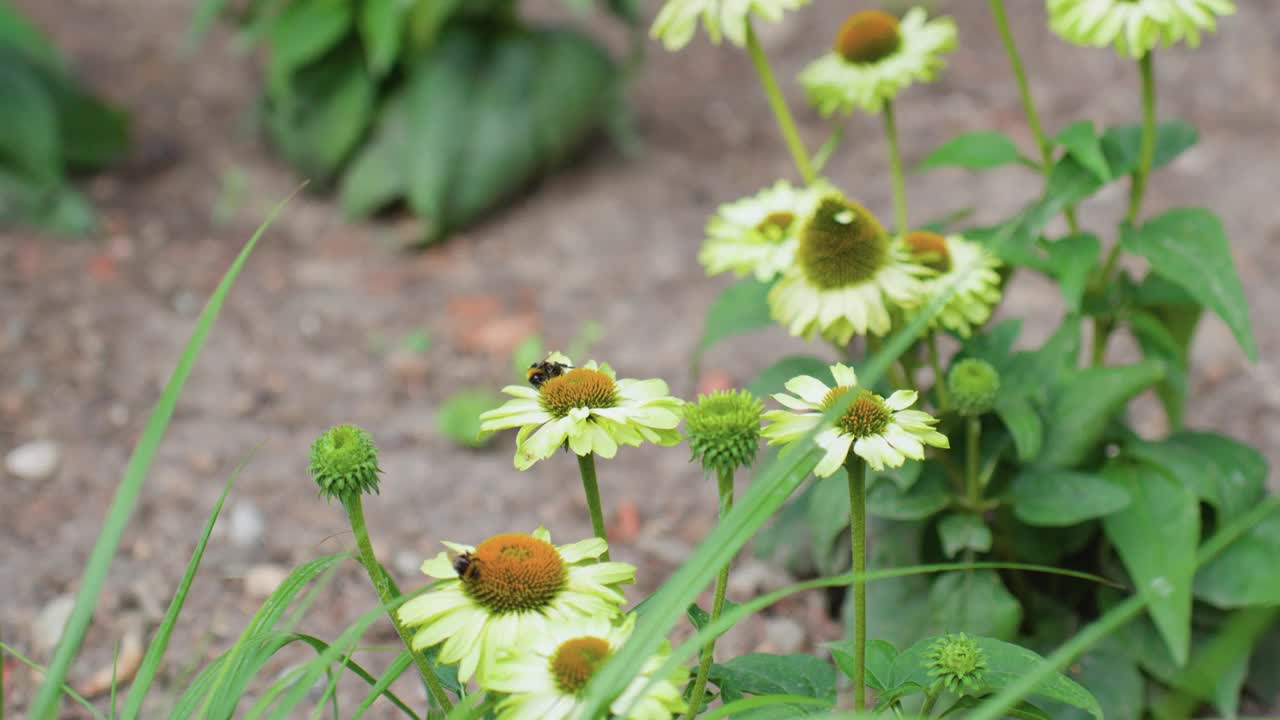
xmin=309 ymin=424 xmax=382 ymax=502
xmin=683 ymin=390 xmax=764 ymax=476
xmin=947 ymin=359 xmax=1000 ymax=416
xmin=925 ymin=632 xmax=987 ymax=694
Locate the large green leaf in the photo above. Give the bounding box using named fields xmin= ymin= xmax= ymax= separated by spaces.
xmin=1129 ymin=273 xmax=1203 ymax=427
xmin=864 ymin=520 xmax=931 ymax=651
xmin=1054 ymin=121 xmax=1110 ymax=181
xmin=889 ymin=636 xmax=1103 ymax=719
xmin=1125 ymin=432 xmax=1266 ymax=522
xmin=1194 ymin=513 xmax=1280 ymax=608
xmin=994 ymin=397 xmax=1043 ymax=462
xmin=1100 ymin=460 xmax=1199 ymax=665
xmin=709 ymin=653 xmax=836 ymax=709
xmin=1101 ymin=120 xmax=1199 ymax=177
xmin=358 ymin=0 xmax=404 ymax=78
xmin=0 ymin=1 xmax=63 ymax=69
xmin=0 ymin=63 xmax=58 ymax=183
xmin=266 ymin=0 xmax=353 ymax=83
xmin=830 ymin=638 xmax=897 ymax=691
xmin=1121 ymin=208 xmax=1257 ymax=360
xmin=937 ymin=513 xmax=992 ymax=558
xmin=698 ymin=277 xmax=773 ymax=356
xmin=918 ymin=130 xmax=1024 ymax=171
xmin=1050 ymin=649 xmax=1142 ymax=720
xmin=1044 ymin=234 xmax=1100 ymax=313
xmin=927 ymin=571 xmax=1022 ymax=640
xmin=405 ymin=26 xmax=615 ymax=243
xmin=1037 ymin=360 xmax=1164 ymax=468
xmin=1011 ymin=468 xmax=1130 ymax=527
xmin=265 ymin=41 xmax=374 ymax=182
xmin=866 ymin=464 xmax=949 ymax=521
xmin=339 ymin=91 xmax=408 ymax=218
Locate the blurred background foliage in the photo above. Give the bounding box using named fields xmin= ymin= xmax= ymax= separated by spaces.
xmin=0 ymin=0 xmax=129 ymax=234
xmin=194 ymin=0 xmax=641 ymax=244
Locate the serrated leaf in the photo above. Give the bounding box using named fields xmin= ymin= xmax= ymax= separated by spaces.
xmin=1037 ymin=360 xmax=1164 ymax=468
xmin=709 ymin=653 xmax=836 ymax=704
xmin=1102 ymin=120 xmax=1199 ymax=177
xmin=1121 ymin=208 xmax=1257 ymax=360
xmin=1055 ymin=121 xmax=1110 ymax=181
xmin=1044 ymin=233 xmax=1100 ymax=313
xmin=1011 ymin=468 xmax=1130 ymax=527
xmin=1100 ymin=460 xmax=1198 ymax=665
xmin=698 ymin=277 xmax=773 ymax=354
xmin=266 ymin=0 xmax=352 ymax=83
xmin=937 ymin=513 xmax=992 ymax=558
xmin=919 ymin=131 xmax=1024 ymax=171
xmin=829 ymin=638 xmax=896 ymax=691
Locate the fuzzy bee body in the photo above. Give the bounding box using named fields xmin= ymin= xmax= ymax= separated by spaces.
xmin=453 ymin=552 xmax=479 ymax=580
xmin=526 ymin=360 xmax=571 ymax=389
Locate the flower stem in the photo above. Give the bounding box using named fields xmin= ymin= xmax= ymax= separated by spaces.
xmin=745 ymin=20 xmax=816 ymax=185
xmin=683 ymin=468 xmax=736 ymax=720
xmin=883 ymin=101 xmax=910 ymax=234
xmin=576 ymin=453 xmax=610 ymax=560
xmin=965 ymin=416 xmax=982 ymax=507
xmin=919 ymin=681 xmax=943 ymax=717
xmin=927 ymin=333 xmax=949 ymax=410
xmin=343 ymin=495 xmax=452 ymax=711
xmin=845 ymin=453 xmax=868 ymax=711
xmin=988 ymin=0 xmax=1080 ymax=233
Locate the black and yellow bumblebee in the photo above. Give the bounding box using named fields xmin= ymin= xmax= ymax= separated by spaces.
xmin=526 ymin=360 xmax=571 ymax=389
xmin=453 ymin=551 xmax=480 ymax=580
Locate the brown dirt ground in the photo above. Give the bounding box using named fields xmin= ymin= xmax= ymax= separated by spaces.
xmin=2 ymin=1 xmax=1278 ymax=717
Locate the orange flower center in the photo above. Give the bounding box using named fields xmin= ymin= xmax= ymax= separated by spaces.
xmin=904 ymin=230 xmax=952 ymax=272
xmin=550 ymin=636 xmax=612 ymax=694
xmin=539 ymin=368 xmax=619 ymax=418
xmin=835 ymin=10 xmax=902 ymax=64
xmin=460 ymin=533 xmax=567 ymax=614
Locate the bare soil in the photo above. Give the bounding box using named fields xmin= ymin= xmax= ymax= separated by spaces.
xmin=3 ymin=1 xmax=1278 ymax=716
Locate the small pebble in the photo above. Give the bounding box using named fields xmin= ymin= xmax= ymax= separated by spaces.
xmin=228 ymin=503 xmax=266 ymax=547
xmin=5 ymin=440 xmax=60 ymax=480
xmin=245 ymin=564 xmax=289 ymax=599
xmin=33 ymin=594 xmax=75 ymax=653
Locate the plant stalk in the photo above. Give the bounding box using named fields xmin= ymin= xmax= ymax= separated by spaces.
xmin=576 ymin=453 xmax=611 ymax=560
xmin=344 ymin=495 xmax=452 ymax=711
xmin=919 ymin=681 xmax=943 ymax=717
xmin=927 ymin=333 xmax=949 ymax=410
xmin=745 ymin=20 xmax=816 ymax=185
xmin=683 ymin=468 xmax=737 ymax=720
xmin=883 ymin=101 xmax=910 ymax=234
xmin=845 ymin=454 xmax=868 ymax=711
xmin=965 ymin=416 xmax=982 ymax=506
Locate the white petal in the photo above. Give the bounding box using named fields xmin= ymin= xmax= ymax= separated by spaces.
xmin=885 ymin=389 xmax=918 ymax=411
xmin=830 ymin=363 xmax=858 ymax=387
xmin=813 ymin=430 xmax=854 ymax=478
xmin=784 ymin=375 xmax=831 ymax=404
xmin=559 ymin=537 xmax=607 ymax=563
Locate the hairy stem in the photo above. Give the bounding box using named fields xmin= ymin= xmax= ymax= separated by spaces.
xmin=577 ymin=453 xmax=611 ymax=560
xmin=883 ymin=101 xmax=910 ymax=234
xmin=846 ymin=454 xmax=868 ymax=710
xmin=745 ymin=20 xmax=816 ymax=185
xmin=344 ymin=495 xmax=452 ymax=710
xmin=683 ymin=468 xmax=737 ymax=720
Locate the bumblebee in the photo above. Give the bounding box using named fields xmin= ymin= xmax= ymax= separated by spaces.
xmin=527 ymin=360 xmax=571 ymax=389
xmin=453 ymin=552 xmax=480 ymax=580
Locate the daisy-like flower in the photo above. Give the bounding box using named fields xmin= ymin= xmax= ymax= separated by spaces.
xmin=799 ymin=8 xmax=956 ymax=116
xmin=700 ymin=180 xmax=831 ymax=282
xmin=761 ymin=362 xmax=948 ymax=475
xmin=398 ymin=528 xmax=635 ymax=684
xmin=903 ymin=231 xmax=1003 ymax=339
xmin=479 ymin=353 xmax=683 ymax=470
xmin=651 ymin=0 xmax=810 ymax=52
xmin=1047 ymin=0 xmax=1235 ymax=59
xmin=768 ymin=193 xmax=930 ymax=344
xmin=487 ymin=613 xmax=688 ymax=720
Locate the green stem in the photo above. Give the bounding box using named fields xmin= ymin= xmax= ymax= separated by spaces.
xmin=845 ymin=454 xmax=868 ymax=711
xmin=965 ymin=416 xmax=981 ymax=507
xmin=344 ymin=495 xmax=452 ymax=711
xmin=683 ymin=468 xmax=737 ymax=720
xmin=745 ymin=20 xmax=816 ymax=185
xmin=919 ymin=682 xmax=943 ymax=717
xmin=576 ymin=453 xmax=611 ymax=560
xmin=883 ymin=101 xmax=910 ymax=234
xmin=988 ymin=0 xmax=1080 ymax=234
xmin=927 ymin=333 xmax=949 ymax=410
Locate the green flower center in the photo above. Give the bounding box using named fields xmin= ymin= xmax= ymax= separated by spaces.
xmin=755 ymin=211 xmax=796 ymax=241
xmin=904 ymin=230 xmax=952 ymax=272
xmin=308 ymin=424 xmax=381 ymax=501
xmin=684 ymin=390 xmax=764 ymax=474
xmin=926 ymin=633 xmax=987 ymax=692
xmin=823 ymin=386 xmax=891 ymax=438
xmin=459 ymin=533 xmax=567 ymax=614
xmin=835 ymin=10 xmax=902 ymax=64
xmin=550 ymin=636 xmax=612 ymax=694
xmin=797 ymin=196 xmax=889 ymax=290
xmin=947 ymin=359 xmax=1000 ymax=416
xmin=539 ymin=368 xmax=619 ymax=418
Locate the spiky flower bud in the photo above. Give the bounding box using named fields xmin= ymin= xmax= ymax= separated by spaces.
xmin=308 ymin=424 xmax=382 ymax=502
xmin=925 ymin=632 xmax=987 ymax=694
xmin=947 ymin=359 xmax=1000 ymax=416
xmin=683 ymin=390 xmax=764 ymax=476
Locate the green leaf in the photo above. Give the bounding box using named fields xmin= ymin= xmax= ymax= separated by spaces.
xmin=0 ymin=2 xmax=63 ymax=69
xmin=1047 ymin=650 xmax=1142 ymax=720
xmin=1037 ymin=360 xmax=1164 ymax=468
xmin=358 ymin=0 xmax=403 ymax=78
xmin=709 ymin=653 xmax=836 ymax=705
xmin=28 ymin=195 xmax=293 ymax=720
xmin=891 ymin=636 xmax=1102 ymax=719
xmin=927 ymin=571 xmax=1022 ymax=640
xmin=266 ymin=41 xmax=374 ymax=182
xmin=1102 ymin=120 xmax=1199 ymax=177
xmin=998 ymin=318 xmax=1081 ymax=402
xmin=864 ymin=521 xmax=931 ymax=651
xmin=1044 ymin=234 xmax=1100 ymax=313
xmin=987 ymin=157 xmax=1102 ymax=265
xmin=1055 ymin=121 xmax=1110 ymax=181
xmin=1121 ymin=208 xmax=1257 ymax=360
xmin=1011 ymin=468 xmax=1130 ymax=527
xmin=339 ymin=92 xmax=408 ymax=218
xmin=829 ymin=639 xmax=897 ymax=691
xmin=686 ymin=599 xmax=742 ymax=632
xmin=0 ymin=63 xmax=59 ymax=182
xmin=918 ymin=131 xmax=1024 ymax=171
xmin=437 ymin=388 xmax=501 ymax=448
xmin=808 ymin=472 xmax=850 ymax=575
xmin=698 ymin=277 xmax=773 ymax=355
xmin=1125 ymin=432 xmax=1266 ymax=522
xmin=994 ymin=397 xmax=1043 ymax=462
xmin=937 ymin=513 xmax=992 ymax=558
xmin=266 ymin=0 xmax=353 ymax=83
xmin=747 ymin=355 xmax=830 ymax=399
xmin=1194 ymin=513 xmax=1280 ymax=608
xmin=1100 ymin=460 xmax=1199 ymax=665
xmin=1128 ymin=310 xmax=1195 ymax=427
xmin=866 ymin=464 xmax=949 ymax=521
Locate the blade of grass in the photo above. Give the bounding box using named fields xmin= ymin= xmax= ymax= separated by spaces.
xmin=108 ymin=640 xmax=120 ymax=720
xmin=351 ymin=652 xmax=418 ymax=720
xmin=582 ymin=270 xmax=972 ymax=718
xmin=969 ymin=498 xmax=1280 ymax=720
xmin=29 ymin=191 xmax=297 ymax=720
xmin=0 ymin=642 xmax=107 ymax=720
xmin=120 ymin=450 xmax=255 ymax=719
